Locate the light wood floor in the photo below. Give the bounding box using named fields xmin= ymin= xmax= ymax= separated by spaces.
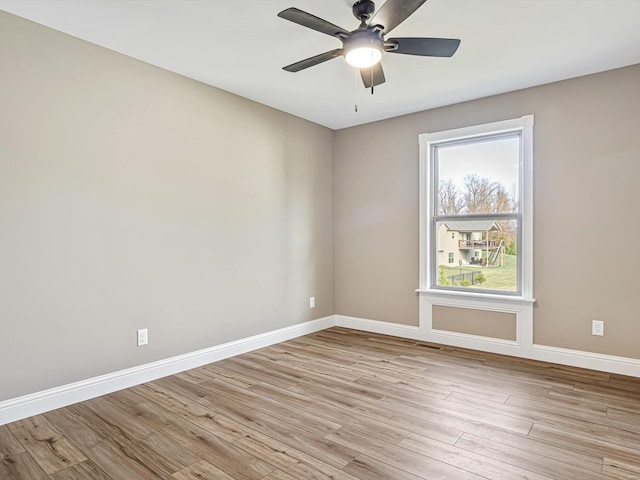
xmin=2 ymin=327 xmax=640 ymax=479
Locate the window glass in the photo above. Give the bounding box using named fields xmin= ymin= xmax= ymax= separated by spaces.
xmin=436 ymin=219 xmax=518 ymax=291
xmin=433 ymin=133 xmax=521 ymax=293
xmin=437 ymin=135 xmax=519 ymax=215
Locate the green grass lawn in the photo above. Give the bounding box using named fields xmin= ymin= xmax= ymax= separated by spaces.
xmin=439 ymin=254 xmax=517 ymax=291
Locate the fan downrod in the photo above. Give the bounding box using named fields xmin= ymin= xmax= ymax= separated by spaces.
xmin=352 ymin=0 xmax=375 ymax=23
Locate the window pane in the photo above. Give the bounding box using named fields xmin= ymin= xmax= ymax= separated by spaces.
xmin=436 ymin=135 xmax=519 ymax=215
xmin=436 ymin=219 xmax=518 ymax=292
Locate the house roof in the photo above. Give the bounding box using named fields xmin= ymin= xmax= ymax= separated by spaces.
xmin=442 ymin=220 xmax=501 ymax=232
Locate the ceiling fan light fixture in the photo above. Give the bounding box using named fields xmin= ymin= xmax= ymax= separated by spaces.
xmin=344 ymin=36 xmax=383 ymax=68
xmin=345 ymin=45 xmax=382 ymax=68
xmin=279 ymin=0 xmax=459 ymax=90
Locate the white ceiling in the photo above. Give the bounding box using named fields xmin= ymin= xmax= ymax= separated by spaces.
xmin=2 ymin=0 xmax=640 ymax=130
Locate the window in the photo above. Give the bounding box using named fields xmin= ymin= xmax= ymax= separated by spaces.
xmin=419 ymin=116 xmax=533 ymax=298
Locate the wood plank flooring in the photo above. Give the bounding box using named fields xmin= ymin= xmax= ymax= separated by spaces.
xmin=2 ymin=327 xmax=640 ymax=479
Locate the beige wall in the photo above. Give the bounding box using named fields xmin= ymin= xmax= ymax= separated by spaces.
xmin=432 ymin=306 xmax=516 ymax=341
xmin=0 ymin=11 xmax=334 ymax=401
xmin=335 ymin=63 xmax=640 ymax=359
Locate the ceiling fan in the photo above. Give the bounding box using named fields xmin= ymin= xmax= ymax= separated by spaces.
xmin=278 ymin=0 xmax=460 ymax=91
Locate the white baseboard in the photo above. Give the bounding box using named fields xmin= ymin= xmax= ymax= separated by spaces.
xmin=0 ymin=316 xmax=335 ymax=426
xmin=531 ymin=344 xmax=640 ymax=378
xmin=335 ymin=314 xmax=422 ymax=340
xmin=336 ymin=314 xmax=640 ymax=378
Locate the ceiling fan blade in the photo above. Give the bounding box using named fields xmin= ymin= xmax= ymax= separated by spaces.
xmin=386 ymin=37 xmax=460 ymax=57
xmin=369 ymin=0 xmax=428 ymax=34
xmin=278 ymin=8 xmax=350 ymax=38
xmin=283 ymin=49 xmax=343 ymax=73
xmin=360 ymin=62 xmax=386 ymax=88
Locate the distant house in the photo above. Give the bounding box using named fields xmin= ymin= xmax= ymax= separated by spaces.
xmin=438 ymin=220 xmax=503 ymax=267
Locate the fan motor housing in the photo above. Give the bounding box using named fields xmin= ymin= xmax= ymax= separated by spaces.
xmin=344 ymin=29 xmax=384 ymax=50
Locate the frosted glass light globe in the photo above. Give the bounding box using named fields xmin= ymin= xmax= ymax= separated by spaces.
xmin=345 ymin=46 xmax=382 ymax=68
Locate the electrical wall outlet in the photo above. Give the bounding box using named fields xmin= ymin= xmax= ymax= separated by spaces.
xmin=137 ymin=328 xmax=148 ymax=346
xmin=309 ymin=296 xmax=315 ymax=308
xmin=592 ymin=320 xmax=604 ymax=336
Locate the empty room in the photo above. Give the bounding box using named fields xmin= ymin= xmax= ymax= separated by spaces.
xmin=1 ymin=1 xmax=640 ymax=479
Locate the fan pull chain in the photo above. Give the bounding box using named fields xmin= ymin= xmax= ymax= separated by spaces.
xmin=354 ymin=67 xmax=359 ymax=112
xmin=370 ymin=39 xmax=374 ymax=95
xmin=370 ymin=68 xmax=374 ymax=95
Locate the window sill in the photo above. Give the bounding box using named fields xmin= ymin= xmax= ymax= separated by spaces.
xmin=415 ymin=288 xmax=536 ymax=304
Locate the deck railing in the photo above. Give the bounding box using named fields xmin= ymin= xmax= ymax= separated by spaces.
xmin=458 ymin=240 xmax=496 ymax=249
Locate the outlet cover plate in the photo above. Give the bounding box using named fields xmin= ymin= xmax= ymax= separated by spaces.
xmin=592 ymin=320 xmax=604 ymax=336
xmin=137 ymin=328 xmax=149 ymax=346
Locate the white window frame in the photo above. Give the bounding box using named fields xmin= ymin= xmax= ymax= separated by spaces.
xmin=416 ymin=115 xmax=535 ymax=357
xmin=419 ymin=115 xmax=534 ymax=300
